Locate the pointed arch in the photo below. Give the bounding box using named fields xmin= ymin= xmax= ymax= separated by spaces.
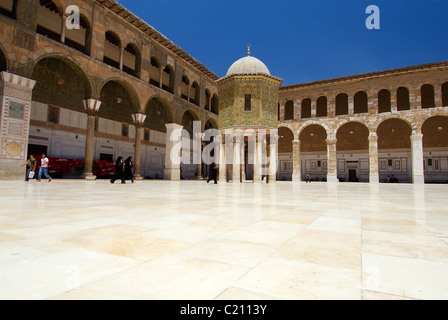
xmin=123 ymin=43 xmax=141 ymax=78
xmin=98 ymin=78 xmax=140 ymax=123
xmin=144 ymin=96 xmax=173 ymax=133
xmin=31 ymin=54 xmax=92 ymax=112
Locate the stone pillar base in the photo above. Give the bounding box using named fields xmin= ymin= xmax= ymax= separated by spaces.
xmin=413 ymin=175 xmax=425 ymax=184
xmin=164 ymin=169 xmax=180 ymax=181
xmin=134 ymin=175 xmax=144 ymax=181
xmin=327 ymin=174 xmax=338 ymax=184
xmin=82 ymin=173 xmax=96 ymax=181
xmin=369 ymin=174 xmax=379 ymax=184
xmin=292 ymin=173 xmax=301 ymax=182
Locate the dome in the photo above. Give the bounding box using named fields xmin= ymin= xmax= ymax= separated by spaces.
xmin=226 ymin=56 xmax=271 ymax=77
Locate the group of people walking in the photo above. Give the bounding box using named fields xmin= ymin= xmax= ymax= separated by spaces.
xmin=21 ymin=154 xmax=52 ymax=182
xmin=22 ymin=154 xmax=135 ymax=184
xmin=110 ymin=156 xmax=135 ymax=184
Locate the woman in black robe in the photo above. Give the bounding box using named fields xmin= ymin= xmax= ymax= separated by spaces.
xmin=110 ymin=156 xmax=125 ymax=184
xmin=207 ymin=162 xmax=218 ymax=184
xmin=124 ymin=156 xmax=135 ymax=183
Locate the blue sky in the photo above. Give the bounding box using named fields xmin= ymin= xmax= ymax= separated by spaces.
xmin=118 ymin=0 xmax=448 ymax=86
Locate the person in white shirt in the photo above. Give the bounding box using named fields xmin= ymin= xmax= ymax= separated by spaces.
xmin=37 ymin=154 xmax=52 ymax=182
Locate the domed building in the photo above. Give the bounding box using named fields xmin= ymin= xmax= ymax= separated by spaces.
xmin=216 ymin=48 xmax=283 ymax=183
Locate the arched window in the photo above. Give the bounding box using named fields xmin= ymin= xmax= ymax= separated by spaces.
xmin=149 ymin=57 xmax=161 ymax=87
xmin=378 ymin=89 xmax=391 ymax=113
xmin=65 ymin=14 xmax=91 ymax=55
xmin=36 ymin=0 xmax=62 ymax=42
xmin=161 ymin=65 xmax=174 ymax=93
xmin=205 ymin=90 xmax=211 ymax=111
xmin=181 ymin=75 xmax=189 ymax=100
xmin=316 ymin=96 xmax=327 ymax=117
xmin=397 ymin=87 xmax=410 ymax=111
xmin=103 ymin=31 xmax=121 ymax=69
xmin=0 ymin=0 xmax=19 ymax=19
xmin=301 ymin=99 xmax=311 ymax=119
xmin=190 ymin=82 xmax=200 ymax=106
xmin=284 ymin=100 xmax=294 ymax=120
xmin=421 ymin=84 xmax=435 ymax=109
xmin=354 ymin=91 xmax=368 ymax=114
xmin=123 ymin=44 xmax=141 ymax=78
xmin=442 ymin=82 xmax=448 ymax=107
xmin=211 ymin=94 xmax=219 ymax=115
xmin=335 ymin=93 xmax=348 ymax=115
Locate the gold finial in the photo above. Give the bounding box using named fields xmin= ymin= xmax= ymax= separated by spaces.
xmin=247 ymin=44 xmax=251 ymax=56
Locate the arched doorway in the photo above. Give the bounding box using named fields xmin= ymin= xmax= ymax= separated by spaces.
xmin=336 ymin=122 xmax=369 ymax=182
xmin=377 ymin=118 xmax=412 ymax=183
xmin=422 ymin=116 xmax=448 ymax=183
xmin=278 ymin=127 xmax=294 ymax=180
xmin=299 ymin=124 xmax=327 ymax=182
xmin=180 ymin=110 xmax=200 ymax=179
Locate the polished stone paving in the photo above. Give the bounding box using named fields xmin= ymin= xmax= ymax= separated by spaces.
xmin=0 ymin=179 xmax=448 ymax=300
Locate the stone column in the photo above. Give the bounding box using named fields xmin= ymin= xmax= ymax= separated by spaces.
xmin=119 ymin=45 xmax=124 ymax=71
xmin=164 ymin=123 xmax=183 ymax=180
xmin=326 ymin=139 xmax=338 ymax=183
xmin=411 ymin=133 xmax=425 ymax=184
xmin=82 ymin=99 xmax=102 ymax=180
xmin=0 ymin=72 xmax=36 ymax=180
xmin=194 ymin=132 xmax=203 ymax=180
xmin=253 ymin=133 xmax=262 ymax=183
xmin=132 ymin=112 xmax=147 ymax=180
xmin=292 ymin=139 xmax=301 ymax=182
xmin=232 ymin=132 xmax=243 ymax=183
xmin=60 ymin=14 xmax=68 ymax=43
xmin=348 ymin=95 xmax=354 ymax=114
xmin=216 ymin=134 xmax=226 ymax=182
xmin=368 ymin=133 xmax=379 ymax=184
xmin=268 ymin=130 xmax=279 ymax=183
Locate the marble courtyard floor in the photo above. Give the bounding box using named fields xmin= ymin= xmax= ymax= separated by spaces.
xmin=0 ymin=179 xmax=447 ymax=300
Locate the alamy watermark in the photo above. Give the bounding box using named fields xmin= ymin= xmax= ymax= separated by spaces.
xmin=169 ymin=122 xmax=278 ymax=176
xmin=366 ymin=5 xmax=380 ymax=30
xmin=65 ymin=5 xmax=80 ymax=30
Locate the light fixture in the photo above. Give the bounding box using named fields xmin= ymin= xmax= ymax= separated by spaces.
xmin=57 ymin=78 xmax=64 ymax=85
xmin=391 ymin=129 xmax=395 ymax=134
xmin=116 ymin=97 xmax=122 ymax=104
xmin=438 ymin=127 xmax=443 ymax=132
xmin=349 ymin=131 xmax=354 ymax=135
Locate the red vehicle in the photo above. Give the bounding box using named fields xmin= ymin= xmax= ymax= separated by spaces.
xmin=93 ymin=160 xmax=115 ymax=178
xmin=34 ymin=155 xmax=84 ymax=177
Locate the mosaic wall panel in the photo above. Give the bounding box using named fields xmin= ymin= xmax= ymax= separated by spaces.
xmin=219 ymin=78 xmax=279 ymax=128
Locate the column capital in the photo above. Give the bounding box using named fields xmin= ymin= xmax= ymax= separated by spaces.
xmin=132 ymin=112 xmax=147 ymax=127
xmin=368 ymin=134 xmax=378 ymax=142
xmin=83 ymin=99 xmax=101 ymax=116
